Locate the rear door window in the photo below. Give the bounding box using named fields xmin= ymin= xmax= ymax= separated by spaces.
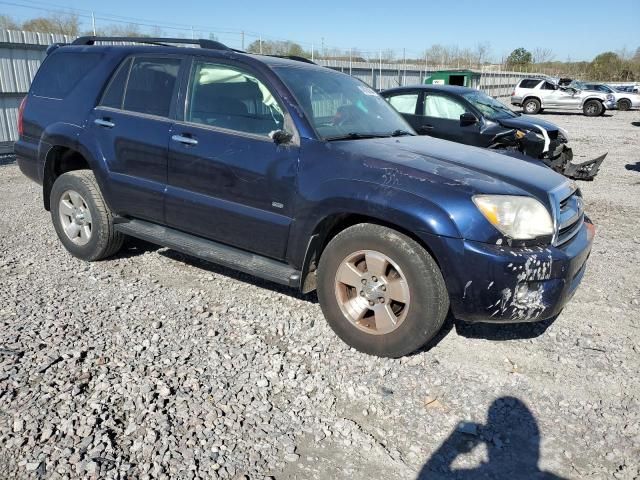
xmin=100 ymin=58 xmax=132 ymax=109
xmin=518 ymin=79 xmax=541 ymax=89
xmin=122 ymin=57 xmax=181 ymax=117
xmin=386 ymin=93 xmax=419 ymax=114
xmin=30 ymin=52 xmax=102 ymax=99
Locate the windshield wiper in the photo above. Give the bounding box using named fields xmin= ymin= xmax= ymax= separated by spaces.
xmin=326 ymin=132 xmax=390 ymax=141
xmin=390 ymin=129 xmax=415 ymax=137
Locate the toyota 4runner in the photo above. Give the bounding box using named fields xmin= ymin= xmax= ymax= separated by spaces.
xmin=16 ymin=37 xmax=595 ymax=357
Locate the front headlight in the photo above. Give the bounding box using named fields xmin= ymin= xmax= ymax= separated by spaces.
xmin=473 ymin=195 xmax=554 ymax=240
xmin=606 ymin=94 xmax=614 ymax=101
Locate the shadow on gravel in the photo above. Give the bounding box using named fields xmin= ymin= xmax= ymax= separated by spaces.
xmin=112 ymin=237 xmax=161 ymax=259
xmin=522 ymin=111 xmax=613 ymax=118
xmin=453 ymin=315 xmax=558 ymax=341
xmin=625 ymin=162 xmax=640 ymax=172
xmin=417 ymin=396 xmax=566 ymax=480
xmin=159 ymin=249 xmax=318 ymax=303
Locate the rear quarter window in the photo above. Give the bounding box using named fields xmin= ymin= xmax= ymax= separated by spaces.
xmin=518 ymin=79 xmax=542 ymax=89
xmin=30 ymin=52 xmax=103 ymax=99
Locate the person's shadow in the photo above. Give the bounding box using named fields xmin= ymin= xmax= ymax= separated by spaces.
xmin=417 ymin=396 xmax=567 ymax=479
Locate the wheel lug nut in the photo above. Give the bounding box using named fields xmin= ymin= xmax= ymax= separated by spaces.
xmin=361 ymin=279 xmax=367 ymax=285
xmin=379 ymin=297 xmax=385 ymax=303
xmin=368 ymin=300 xmax=374 ymax=306
xmin=381 ymin=285 xmax=386 ymax=291
xmin=371 ymin=276 xmax=377 ymax=282
xmin=360 ymin=291 xmax=365 ymax=297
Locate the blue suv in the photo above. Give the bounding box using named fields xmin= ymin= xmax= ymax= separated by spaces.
xmin=16 ymin=37 xmax=594 ymax=357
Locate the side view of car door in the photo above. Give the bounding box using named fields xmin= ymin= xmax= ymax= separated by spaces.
xmin=85 ymin=55 xmax=184 ymax=222
xmin=418 ymin=92 xmax=482 ymax=145
xmin=165 ymin=58 xmax=300 ymax=260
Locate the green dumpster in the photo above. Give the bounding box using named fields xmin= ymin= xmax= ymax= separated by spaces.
xmin=424 ymin=70 xmax=480 ymax=88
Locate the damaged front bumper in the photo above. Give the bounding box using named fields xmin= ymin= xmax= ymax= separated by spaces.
xmin=424 ymin=219 xmax=595 ymax=323
xmin=542 ymin=145 xmax=606 ymax=181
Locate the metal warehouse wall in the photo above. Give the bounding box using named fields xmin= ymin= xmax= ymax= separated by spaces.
xmin=0 ymin=28 xmax=543 ymax=154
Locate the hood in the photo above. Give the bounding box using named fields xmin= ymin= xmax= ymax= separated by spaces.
xmin=496 ymin=115 xmax=559 ymax=134
xmin=331 ymin=135 xmax=568 ymax=206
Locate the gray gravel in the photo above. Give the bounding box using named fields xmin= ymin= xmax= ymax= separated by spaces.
xmin=1 ymin=110 xmax=639 ymax=479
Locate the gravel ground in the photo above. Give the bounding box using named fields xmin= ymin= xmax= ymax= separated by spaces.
xmin=0 ymin=110 xmax=639 ymax=480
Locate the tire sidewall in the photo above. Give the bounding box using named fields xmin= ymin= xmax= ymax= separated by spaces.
xmin=50 ymin=173 xmax=108 ymax=261
xmin=524 ymin=99 xmax=540 ymax=114
xmin=618 ymin=99 xmax=630 ymax=111
xmin=317 ymin=225 xmax=448 ymax=357
xmin=583 ymin=100 xmax=602 ymax=117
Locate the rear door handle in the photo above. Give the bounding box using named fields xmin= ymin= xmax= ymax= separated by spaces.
xmin=94 ymin=118 xmax=115 ymax=128
xmin=171 ymin=134 xmax=198 ymax=146
xmin=419 ymin=124 xmax=434 ymax=132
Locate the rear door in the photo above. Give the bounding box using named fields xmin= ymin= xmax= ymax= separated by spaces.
xmin=165 ymin=58 xmax=299 ymax=260
xmin=383 ymin=90 xmax=421 ymax=131
xmin=88 ymin=54 xmax=184 ymax=222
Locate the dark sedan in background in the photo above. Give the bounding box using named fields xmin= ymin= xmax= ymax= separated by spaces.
xmin=381 ymin=85 xmax=606 ymax=180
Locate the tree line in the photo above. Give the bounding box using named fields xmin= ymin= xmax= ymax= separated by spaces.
xmin=2 ymin=12 xmax=638 ymax=81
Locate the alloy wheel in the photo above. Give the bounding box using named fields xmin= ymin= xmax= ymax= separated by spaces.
xmin=58 ymin=190 xmax=93 ymax=246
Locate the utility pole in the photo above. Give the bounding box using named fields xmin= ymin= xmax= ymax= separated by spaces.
xmin=321 ymin=37 xmax=324 ymax=59
xmin=191 ymin=26 xmax=195 ymax=40
xmin=241 ymin=31 xmax=245 ymax=50
xmin=259 ymin=35 xmax=262 ymax=54
xmin=379 ymin=49 xmax=382 ymax=91
xmin=311 ymin=43 xmax=314 ymax=62
xmin=403 ymin=48 xmax=406 ymax=86
xmin=349 ymin=48 xmax=352 ymax=76
xmin=91 ymin=12 xmax=96 ymax=36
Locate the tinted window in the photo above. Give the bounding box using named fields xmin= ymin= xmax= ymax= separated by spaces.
xmin=542 ymin=82 xmax=557 ymax=90
xmin=387 ymin=93 xmax=419 ymax=114
xmin=423 ymin=94 xmax=467 ymax=120
xmin=518 ymin=79 xmax=541 ymax=89
xmin=31 ymin=52 xmax=102 ymax=99
xmin=187 ymin=62 xmax=284 ymax=136
xmin=100 ymin=58 xmax=132 ymax=109
xmin=122 ymin=57 xmax=181 ymax=117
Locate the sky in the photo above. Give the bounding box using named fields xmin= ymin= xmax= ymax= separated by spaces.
xmin=3 ymin=0 xmax=640 ymax=61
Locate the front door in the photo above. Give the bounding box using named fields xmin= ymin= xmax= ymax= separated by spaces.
xmin=418 ymin=92 xmax=482 ymax=145
xmin=384 ymin=91 xmax=422 ymax=131
xmin=166 ymin=59 xmax=299 ymax=260
xmin=87 ymin=55 xmax=184 ymax=222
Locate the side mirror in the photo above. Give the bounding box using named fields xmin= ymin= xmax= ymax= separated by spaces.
xmin=460 ymin=112 xmax=478 ymax=127
xmin=270 ymin=129 xmax=293 ymax=145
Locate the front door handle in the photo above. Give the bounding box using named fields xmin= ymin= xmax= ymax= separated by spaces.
xmin=171 ymin=134 xmax=198 ymax=146
xmin=94 ymin=118 xmax=115 ymax=128
xmin=419 ymin=124 xmax=434 ymax=132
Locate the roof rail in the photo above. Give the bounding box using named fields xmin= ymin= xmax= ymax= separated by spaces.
xmin=71 ymin=36 xmax=231 ymax=51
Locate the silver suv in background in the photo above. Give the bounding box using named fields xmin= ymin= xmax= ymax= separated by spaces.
xmin=579 ymin=82 xmax=640 ymax=111
xmin=511 ymin=78 xmax=616 ymax=116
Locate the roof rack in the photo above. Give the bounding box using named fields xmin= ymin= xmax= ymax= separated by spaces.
xmin=266 ymin=55 xmax=316 ymax=65
xmin=71 ymin=36 xmax=231 ymax=51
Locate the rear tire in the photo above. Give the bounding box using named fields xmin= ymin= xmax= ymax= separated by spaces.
xmin=617 ymin=99 xmax=631 ymax=111
xmin=523 ymin=98 xmax=541 ymax=114
xmin=50 ymin=170 xmax=124 ymax=261
xmin=583 ymin=99 xmax=603 ymax=117
xmin=317 ymin=224 xmax=449 ymax=357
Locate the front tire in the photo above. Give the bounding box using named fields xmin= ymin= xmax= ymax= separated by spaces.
xmin=317 ymin=224 xmax=449 ymax=357
xmin=523 ymin=98 xmax=541 ymax=114
xmin=50 ymin=170 xmax=124 ymax=261
xmin=617 ymin=99 xmax=631 ymax=111
xmin=583 ymin=100 xmax=603 ymax=117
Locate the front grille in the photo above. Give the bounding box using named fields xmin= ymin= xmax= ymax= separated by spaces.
xmin=555 ymin=190 xmax=584 ymax=246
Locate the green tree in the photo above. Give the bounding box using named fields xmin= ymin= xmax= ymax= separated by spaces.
xmin=247 ymin=39 xmax=308 ymax=58
xmin=589 ymin=51 xmax=623 ymax=80
xmin=506 ymin=47 xmax=532 ymax=68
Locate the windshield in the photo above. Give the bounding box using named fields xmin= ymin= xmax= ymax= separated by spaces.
xmin=273 ymin=65 xmax=413 ymax=140
xmin=462 ymin=90 xmax=517 ymax=120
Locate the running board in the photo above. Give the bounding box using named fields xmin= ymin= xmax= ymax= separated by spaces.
xmin=115 ymin=219 xmax=301 ymax=288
